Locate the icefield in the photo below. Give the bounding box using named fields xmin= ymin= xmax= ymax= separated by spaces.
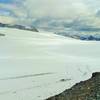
xmin=0 ymin=27 xmax=100 ymax=100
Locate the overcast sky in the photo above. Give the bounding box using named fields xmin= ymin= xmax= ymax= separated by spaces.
xmin=25 ymin=0 xmax=90 ymax=18
xmin=0 ymin=0 xmax=100 ymax=26
xmin=24 ymin=0 xmax=100 ymax=18
xmin=0 ymin=0 xmax=99 ymax=18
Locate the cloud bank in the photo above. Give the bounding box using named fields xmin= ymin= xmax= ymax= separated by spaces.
xmin=25 ymin=0 xmax=92 ymax=19
xmin=0 ymin=0 xmax=99 ymax=19
xmin=0 ymin=0 xmax=100 ymax=27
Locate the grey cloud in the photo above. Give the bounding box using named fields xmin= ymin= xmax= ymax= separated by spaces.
xmin=25 ymin=0 xmax=91 ymax=19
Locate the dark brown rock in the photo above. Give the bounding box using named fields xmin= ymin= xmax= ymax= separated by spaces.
xmin=47 ymin=72 xmax=100 ymax=100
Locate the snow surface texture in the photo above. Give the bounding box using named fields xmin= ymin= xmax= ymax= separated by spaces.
xmin=0 ymin=27 xmax=100 ymax=100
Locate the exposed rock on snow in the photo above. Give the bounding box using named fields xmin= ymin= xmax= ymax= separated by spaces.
xmin=0 ymin=33 xmax=5 ymax=36
xmin=47 ymin=72 xmax=100 ymax=100
xmin=0 ymin=22 xmax=38 ymax=32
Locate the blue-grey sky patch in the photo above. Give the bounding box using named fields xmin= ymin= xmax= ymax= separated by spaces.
xmin=0 ymin=0 xmax=14 ymax=4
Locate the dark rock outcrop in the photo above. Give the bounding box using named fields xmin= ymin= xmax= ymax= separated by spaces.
xmin=0 ymin=23 xmax=38 ymax=32
xmin=47 ymin=72 xmax=100 ymax=100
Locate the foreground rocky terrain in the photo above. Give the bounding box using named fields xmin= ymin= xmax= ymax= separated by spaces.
xmin=47 ymin=72 xmax=100 ymax=100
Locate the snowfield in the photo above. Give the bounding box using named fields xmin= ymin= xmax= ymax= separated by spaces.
xmin=0 ymin=27 xmax=100 ymax=100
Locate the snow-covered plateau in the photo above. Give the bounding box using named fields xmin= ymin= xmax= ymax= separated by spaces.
xmin=0 ymin=27 xmax=100 ymax=100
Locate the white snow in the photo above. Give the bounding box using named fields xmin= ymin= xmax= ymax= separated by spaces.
xmin=0 ymin=27 xmax=100 ymax=100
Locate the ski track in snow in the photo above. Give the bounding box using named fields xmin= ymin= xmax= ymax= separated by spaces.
xmin=0 ymin=27 xmax=100 ymax=100
xmin=0 ymin=72 xmax=54 ymax=80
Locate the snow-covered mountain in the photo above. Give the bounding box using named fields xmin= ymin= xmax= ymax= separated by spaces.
xmin=33 ymin=18 xmax=100 ymax=41
xmin=0 ymin=27 xmax=100 ymax=100
xmin=32 ymin=17 xmax=100 ymax=41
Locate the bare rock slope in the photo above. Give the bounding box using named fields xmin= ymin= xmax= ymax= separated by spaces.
xmin=47 ymin=72 xmax=100 ymax=100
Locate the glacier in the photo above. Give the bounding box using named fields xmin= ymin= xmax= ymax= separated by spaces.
xmin=0 ymin=27 xmax=100 ymax=100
